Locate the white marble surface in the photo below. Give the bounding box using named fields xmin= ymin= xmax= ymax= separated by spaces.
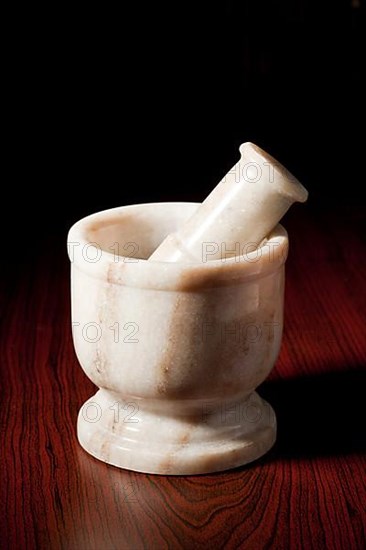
xmin=68 ymin=202 xmax=288 ymax=474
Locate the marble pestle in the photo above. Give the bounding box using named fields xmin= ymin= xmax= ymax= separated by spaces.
xmin=149 ymin=142 xmax=308 ymax=262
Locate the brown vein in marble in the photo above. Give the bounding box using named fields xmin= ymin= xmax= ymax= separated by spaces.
xmin=159 ymin=430 xmax=191 ymax=474
xmin=156 ymin=295 xmax=183 ymax=395
xmin=91 ymin=263 xmax=122 ymax=384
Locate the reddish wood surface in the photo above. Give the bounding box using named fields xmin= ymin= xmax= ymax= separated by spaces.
xmin=1 ymin=208 xmax=365 ymax=549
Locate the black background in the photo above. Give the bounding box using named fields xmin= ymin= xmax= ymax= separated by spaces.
xmin=6 ymin=0 xmax=365 ymax=260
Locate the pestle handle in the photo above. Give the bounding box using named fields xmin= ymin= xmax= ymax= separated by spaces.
xmin=149 ymin=142 xmax=308 ymax=262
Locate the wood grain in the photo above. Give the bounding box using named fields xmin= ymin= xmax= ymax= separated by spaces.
xmin=1 ymin=208 xmax=365 ymax=550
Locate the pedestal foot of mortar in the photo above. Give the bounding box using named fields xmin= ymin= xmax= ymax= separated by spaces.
xmin=77 ymin=389 xmax=276 ymax=475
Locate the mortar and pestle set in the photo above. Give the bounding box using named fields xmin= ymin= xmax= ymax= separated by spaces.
xmin=68 ymin=143 xmax=308 ymax=475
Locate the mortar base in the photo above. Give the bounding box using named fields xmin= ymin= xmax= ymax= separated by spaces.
xmin=77 ymin=389 xmax=276 ymax=475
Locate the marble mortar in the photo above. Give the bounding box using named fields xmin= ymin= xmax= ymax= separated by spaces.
xmin=68 ymin=202 xmax=288 ymax=474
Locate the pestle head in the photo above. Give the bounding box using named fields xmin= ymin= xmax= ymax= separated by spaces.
xmin=149 ymin=142 xmax=308 ymax=262
xmin=239 ymin=142 xmax=308 ymax=204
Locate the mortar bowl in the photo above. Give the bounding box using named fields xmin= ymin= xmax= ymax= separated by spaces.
xmin=67 ymin=202 xmax=288 ymax=474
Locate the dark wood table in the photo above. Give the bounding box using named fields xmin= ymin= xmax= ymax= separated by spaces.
xmin=1 ymin=206 xmax=365 ymax=549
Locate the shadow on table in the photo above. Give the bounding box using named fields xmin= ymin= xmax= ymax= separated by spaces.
xmin=258 ymin=368 xmax=366 ymax=459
